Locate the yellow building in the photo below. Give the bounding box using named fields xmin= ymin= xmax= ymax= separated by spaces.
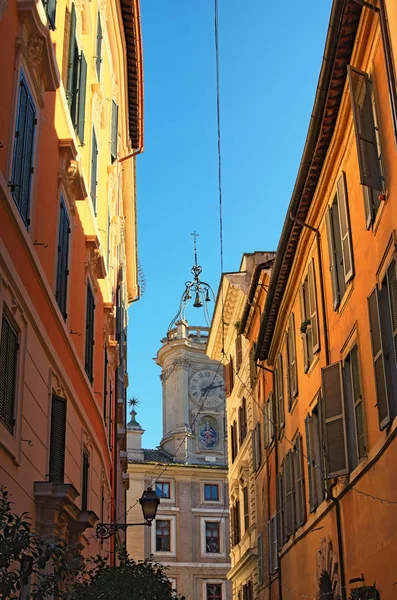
xmin=0 ymin=0 xmax=142 ymax=558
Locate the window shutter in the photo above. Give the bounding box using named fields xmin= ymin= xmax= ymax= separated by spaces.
xmin=82 ymin=450 xmax=89 ymax=510
xmin=336 ymin=172 xmax=354 ymax=284
xmin=66 ymin=4 xmax=77 ymax=107
xmin=243 ymin=486 xmax=249 ymax=532
xmin=230 ymin=505 xmax=235 ymax=547
xmin=368 ymin=288 xmax=392 ymax=429
xmin=252 ymin=430 xmax=257 ymax=472
xmin=325 ymin=207 xmax=340 ymax=310
xmin=308 ymin=260 xmax=320 ymax=354
xmin=286 ymin=313 xmax=298 ymax=409
xmin=85 ymin=284 xmax=95 ymax=383
xmin=276 ymin=472 xmax=284 ymax=548
xmin=299 ymin=284 xmax=309 ymax=372
xmin=284 ymin=452 xmax=295 ymax=538
xmin=257 ymin=533 xmax=264 ymax=585
xmin=96 ymin=13 xmax=102 ymax=79
xmin=77 ymin=52 xmax=87 ymax=142
xmin=111 ymin=101 xmax=118 ymax=162
xmin=49 ymin=395 xmax=66 ymax=482
xmin=256 ymin=422 xmax=262 ymax=466
xmin=55 ymin=200 xmax=70 ymax=319
xmin=269 ymin=391 xmax=274 ymax=443
xmin=350 ymin=345 xmax=366 ymax=461
xmin=235 ymin=334 xmax=242 ymax=371
xmin=242 ymin=397 xmax=247 ymax=440
xmin=238 ymin=406 xmax=243 ymax=446
xmin=294 ymin=435 xmax=306 ymax=527
xmin=347 ymin=65 xmax=383 ymax=191
xmin=322 ymin=362 xmax=349 ymax=477
xmin=305 ymin=415 xmax=315 ymax=512
xmin=249 ymin=344 xmax=257 ymax=386
xmin=274 ymin=354 xmax=284 ymax=430
xmin=387 ymin=261 xmax=397 ymax=371
xmin=90 ymin=129 xmax=98 ymax=213
xmin=0 ymin=316 xmax=18 ymax=433
xmin=103 ymin=347 xmax=108 ymax=422
xmin=267 ymin=520 xmax=273 ymax=574
xmin=264 ymin=401 xmax=269 ymax=448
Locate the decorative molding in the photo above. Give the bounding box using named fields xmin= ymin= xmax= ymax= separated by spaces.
xmin=85 ymin=235 xmax=106 ymax=281
xmin=92 ymin=83 xmax=107 ymax=129
xmin=316 ymin=537 xmax=341 ymax=600
xmin=52 ymin=370 xmax=66 ymax=399
xmin=75 ymin=0 xmax=92 ymax=35
xmin=160 ymin=357 xmax=192 ymax=382
xmin=58 ymin=139 xmax=87 ymax=203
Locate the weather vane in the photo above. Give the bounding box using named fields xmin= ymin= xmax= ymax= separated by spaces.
xmin=167 ymin=232 xmax=214 ymax=331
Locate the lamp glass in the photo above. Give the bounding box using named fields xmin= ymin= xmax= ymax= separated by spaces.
xmin=139 ymin=488 xmax=160 ymax=523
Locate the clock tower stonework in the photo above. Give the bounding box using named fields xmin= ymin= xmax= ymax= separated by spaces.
xmin=155 ymin=319 xmax=227 ymax=465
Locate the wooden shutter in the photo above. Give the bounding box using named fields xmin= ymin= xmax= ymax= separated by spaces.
xmin=103 ymin=347 xmax=108 ymax=422
xmin=269 ymin=391 xmax=274 ymax=443
xmin=350 ymin=345 xmax=366 ymax=461
xmin=299 ymin=284 xmax=309 ymax=372
xmin=257 ymin=533 xmax=264 ymax=585
xmin=368 ymin=288 xmax=392 ymax=429
xmin=238 ymin=406 xmax=243 ymax=445
xmin=0 ymin=315 xmax=18 ymax=433
xmin=49 ymin=395 xmax=66 ymax=482
xmin=336 ymin=172 xmax=354 ymax=284
xmin=276 ymin=473 xmax=284 ymax=548
xmin=82 ymin=450 xmax=89 ymax=510
xmin=249 ymin=344 xmax=257 ymax=386
xmin=256 ymin=422 xmax=262 ymax=467
xmin=77 ymin=52 xmax=87 ymax=142
xmin=379 ymin=0 xmax=397 ymax=146
xmin=283 ymin=452 xmax=295 ymax=538
xmin=66 ymin=4 xmax=77 ymax=108
xmin=90 ymin=129 xmax=98 ymax=212
xmin=264 ymin=401 xmax=269 ymax=448
xmin=325 ymin=207 xmax=340 ymax=310
xmin=235 ymin=499 xmax=240 ymax=543
xmin=11 ymin=76 xmax=36 ymax=226
xmin=243 ymin=486 xmax=249 ymax=532
xmin=111 ymin=101 xmax=118 ymax=162
xmin=286 ymin=313 xmax=298 ymax=409
xmin=387 ymin=260 xmax=397 ymax=371
xmin=308 ymin=260 xmax=320 ymax=354
xmin=322 ymin=362 xmax=349 ymax=477
xmin=242 ymin=397 xmax=247 ymax=440
xmin=348 ymin=65 xmax=383 ymax=191
xmin=305 ymin=415 xmax=316 ymax=512
xmin=55 ymin=199 xmax=70 ymax=319
xmin=252 ymin=430 xmax=257 ymax=472
xmin=230 ymin=505 xmax=235 ymax=546
xmin=44 ymin=0 xmax=57 ymax=29
xmin=274 ymin=354 xmax=284 ymax=430
xmin=96 ymin=13 xmax=102 ymax=79
xmin=85 ymin=284 xmax=95 ymax=383
xmin=235 ymin=334 xmax=242 ymax=371
xmin=294 ymin=435 xmax=306 ymax=527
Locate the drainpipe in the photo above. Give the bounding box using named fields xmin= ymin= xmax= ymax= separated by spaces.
xmin=329 ymin=480 xmax=347 ymax=600
xmin=289 ymin=214 xmax=330 ymax=366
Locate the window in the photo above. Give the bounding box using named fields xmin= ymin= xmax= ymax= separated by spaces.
xmin=49 ymin=395 xmax=66 ymax=483
xmin=243 ymin=486 xmax=249 ymax=532
xmin=276 ymin=474 xmax=284 ymax=550
xmin=249 ymin=343 xmax=257 ymax=387
xmin=253 ymin=422 xmax=261 ymax=470
xmin=322 ymin=344 xmax=367 ymax=478
xmin=55 ymin=198 xmax=70 ymax=320
xmin=11 ymin=73 xmax=37 ymax=226
xmin=235 ymin=334 xmax=242 ymax=371
xmin=205 ymin=522 xmax=220 ymax=553
xmin=111 ymin=101 xmax=118 ymax=163
xmin=238 ymin=397 xmax=247 ymax=445
xmin=368 ymin=260 xmax=397 ymax=430
xmin=66 ymin=4 xmax=87 ymax=141
xmin=278 ymin=435 xmax=306 ymax=544
xmin=204 ymin=483 xmax=219 ymax=501
xmin=84 ymin=283 xmax=95 ymax=383
xmin=264 ymin=392 xmax=274 ymax=448
xmin=242 ymin=581 xmax=253 ymax=600
xmin=286 ymin=313 xmax=298 ymax=409
xmin=348 ymin=66 xmax=385 ymax=228
xmin=43 ymin=0 xmax=56 ymax=29
xmin=90 ymin=129 xmax=98 ymax=213
xmin=299 ymin=259 xmax=320 ymax=372
xmin=257 ymin=532 xmax=264 ymax=585
xmin=326 ymin=173 xmax=354 ymax=309
xmin=231 ymin=500 xmax=240 ymax=547
xmin=81 ymin=450 xmax=89 ymax=511
xmin=230 ymin=420 xmax=238 ymax=463
xmin=156 ymin=520 xmax=170 ymax=552
xmin=274 ymin=354 xmax=284 ymax=430
xmin=224 ymin=358 xmax=234 ymax=396
xmin=207 ymin=584 xmax=222 ymax=600
xmin=268 ymin=515 xmax=278 ymax=574
xmin=106 ymin=209 xmax=111 ymax=272
xmin=156 ymin=482 xmax=170 ymax=499
xmin=0 ymin=314 xmax=18 ymax=433
xmin=103 ymin=347 xmax=108 ymax=422
xmin=96 ymin=13 xmax=102 ymax=80
xmin=305 ymin=403 xmax=325 ymax=512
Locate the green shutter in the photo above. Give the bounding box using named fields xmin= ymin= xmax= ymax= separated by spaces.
xmin=0 ymin=315 xmax=18 ymax=433
xmin=66 ymin=5 xmax=77 ymax=108
xmin=276 ymin=472 xmax=284 ymax=548
xmin=322 ymin=362 xmax=349 ymax=477
xmin=283 ymin=452 xmax=295 ymax=538
xmin=294 ymin=435 xmax=306 ymax=527
xmin=84 ymin=284 xmax=95 ymax=383
xmin=55 ymin=199 xmax=70 ymax=319
xmin=90 ymin=129 xmax=98 ymax=213
xmin=111 ymin=101 xmax=118 ymax=162
xmin=308 ymin=260 xmax=320 ymax=354
xmin=81 ymin=450 xmax=89 ymax=510
xmin=77 ymin=53 xmax=87 ymax=142
xmin=336 ymin=172 xmax=354 ymax=284
xmin=44 ymin=0 xmax=57 ymax=29
xmin=305 ymin=415 xmax=315 ymax=512
xmin=350 ymin=345 xmax=366 ymax=461
xmin=49 ymin=395 xmax=66 ymax=482
xmin=257 ymin=532 xmax=264 ymax=585
xmin=96 ymin=13 xmax=102 ymax=80
xmin=299 ymin=284 xmax=309 ymax=372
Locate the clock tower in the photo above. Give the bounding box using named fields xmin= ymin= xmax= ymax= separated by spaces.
xmin=154 ymin=233 xmax=227 ymax=465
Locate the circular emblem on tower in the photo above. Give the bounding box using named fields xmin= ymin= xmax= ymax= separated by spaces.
xmin=189 ymin=369 xmax=225 ymax=408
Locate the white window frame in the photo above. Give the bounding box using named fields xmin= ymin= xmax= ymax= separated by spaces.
xmin=202 ymin=580 xmax=226 ymax=600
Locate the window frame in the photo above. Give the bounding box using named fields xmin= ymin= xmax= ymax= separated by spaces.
xmin=55 ymin=196 xmax=71 ymax=321
xmin=48 ymin=394 xmax=67 ymax=484
xmin=0 ymin=311 xmax=19 ymax=435
xmin=152 ymin=516 xmax=176 ymax=556
xmin=84 ymin=281 xmax=95 ymax=384
xmin=155 ymin=481 xmax=171 ymax=499
xmin=204 ymin=483 xmax=220 ymax=502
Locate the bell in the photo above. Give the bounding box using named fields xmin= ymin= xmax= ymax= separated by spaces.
xmin=205 ymin=289 xmax=211 ymax=302
xmin=184 ymin=291 xmax=191 ymax=301
xmin=193 ymin=292 xmax=203 ymax=308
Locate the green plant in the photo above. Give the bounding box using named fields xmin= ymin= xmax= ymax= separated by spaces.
xmin=349 ymin=586 xmax=380 ymax=600
xmin=234 ymin=320 xmax=241 ymax=331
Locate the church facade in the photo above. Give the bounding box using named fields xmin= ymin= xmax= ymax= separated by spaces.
xmin=127 ymin=319 xmax=231 ymax=599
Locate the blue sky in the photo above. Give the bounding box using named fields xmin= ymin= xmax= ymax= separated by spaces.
xmin=127 ymin=0 xmax=332 ymax=449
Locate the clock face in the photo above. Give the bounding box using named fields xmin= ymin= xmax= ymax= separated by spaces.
xmin=189 ymin=370 xmax=225 ymax=408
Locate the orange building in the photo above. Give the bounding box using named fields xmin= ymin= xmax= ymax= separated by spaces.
xmin=0 ymin=0 xmax=143 ymax=558
xmin=253 ymin=0 xmax=397 ymax=598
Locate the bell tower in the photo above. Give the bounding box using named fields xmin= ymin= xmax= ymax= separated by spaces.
xmin=154 ymin=233 xmax=227 ymax=465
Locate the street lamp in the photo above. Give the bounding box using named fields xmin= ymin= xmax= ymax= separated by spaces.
xmin=96 ymin=487 xmax=160 ymax=540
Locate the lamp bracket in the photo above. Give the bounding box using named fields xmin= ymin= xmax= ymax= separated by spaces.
xmin=96 ymin=521 xmax=151 ymax=540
